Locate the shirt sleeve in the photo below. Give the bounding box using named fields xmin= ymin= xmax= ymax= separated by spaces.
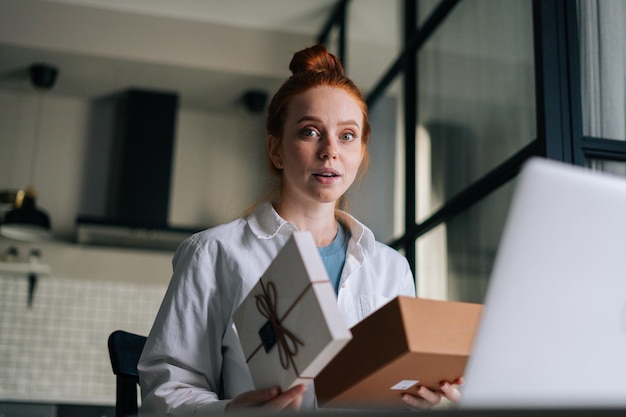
xmin=399 ymin=255 xmax=416 ymax=297
xmin=137 ymin=236 xmax=251 ymax=416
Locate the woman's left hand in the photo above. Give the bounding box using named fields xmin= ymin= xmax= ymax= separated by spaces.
xmin=401 ymin=377 xmax=464 ymax=409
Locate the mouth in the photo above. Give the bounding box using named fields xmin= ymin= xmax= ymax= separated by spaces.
xmin=312 ymin=168 xmax=341 ymax=184
xmin=312 ymin=168 xmax=341 ymax=178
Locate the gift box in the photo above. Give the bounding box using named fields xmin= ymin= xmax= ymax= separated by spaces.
xmin=233 ymin=231 xmax=352 ymax=391
xmin=315 ymin=296 xmax=482 ymax=409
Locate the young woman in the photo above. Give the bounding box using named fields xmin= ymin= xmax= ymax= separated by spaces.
xmin=138 ymin=44 xmax=461 ymax=416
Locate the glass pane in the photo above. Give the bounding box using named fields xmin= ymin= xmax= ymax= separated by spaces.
xmin=416 ymin=0 xmax=535 ymax=220
xmin=350 ymin=93 xmax=401 ymax=243
xmin=346 ymin=0 xmax=402 ymax=95
xmin=418 ymin=0 xmax=440 ymax=26
xmin=416 ymin=179 xmax=516 ymax=303
xmin=587 ymin=158 xmax=626 ymax=177
xmin=578 ymin=0 xmax=626 ymax=140
xmin=344 ymin=1 xmax=403 ymax=243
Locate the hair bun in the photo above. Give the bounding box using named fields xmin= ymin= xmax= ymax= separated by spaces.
xmin=289 ymin=44 xmax=344 ymax=77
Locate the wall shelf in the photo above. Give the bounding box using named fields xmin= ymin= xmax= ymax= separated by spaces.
xmin=0 ymin=262 xmax=51 ymax=275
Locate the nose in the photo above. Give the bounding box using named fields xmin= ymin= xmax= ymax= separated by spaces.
xmin=319 ymin=137 xmax=338 ymax=160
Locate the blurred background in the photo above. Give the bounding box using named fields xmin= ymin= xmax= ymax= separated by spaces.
xmin=1 ymin=0 xmax=622 ymax=415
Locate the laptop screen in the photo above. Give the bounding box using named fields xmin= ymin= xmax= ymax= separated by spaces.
xmin=460 ymin=157 xmax=626 ymax=409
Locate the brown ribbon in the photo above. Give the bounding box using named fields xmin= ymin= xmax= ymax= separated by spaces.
xmin=254 ymin=280 xmax=305 ymax=371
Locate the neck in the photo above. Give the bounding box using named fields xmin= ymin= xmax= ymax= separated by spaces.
xmin=274 ymin=199 xmax=338 ymax=246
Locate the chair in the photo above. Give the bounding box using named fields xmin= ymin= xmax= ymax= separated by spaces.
xmin=108 ymin=330 xmax=148 ymax=417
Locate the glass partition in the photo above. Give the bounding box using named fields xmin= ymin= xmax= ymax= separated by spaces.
xmin=416 ymin=0 xmax=535 ymax=220
xmin=587 ymin=159 xmax=626 ymax=177
xmin=578 ymin=0 xmax=626 ymax=141
xmin=417 ymin=177 xmax=516 ymax=303
xmin=414 ymin=0 xmax=534 ymax=302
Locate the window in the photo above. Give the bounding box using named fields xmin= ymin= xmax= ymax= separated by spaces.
xmin=578 ymin=0 xmax=626 ymax=175
xmin=335 ymin=0 xmax=619 ymax=303
xmin=414 ymin=0 xmax=535 ymax=300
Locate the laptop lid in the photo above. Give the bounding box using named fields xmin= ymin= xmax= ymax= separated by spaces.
xmin=460 ymin=157 xmax=626 ymax=409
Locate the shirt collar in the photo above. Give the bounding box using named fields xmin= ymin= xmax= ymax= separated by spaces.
xmin=247 ymin=201 xmax=376 ymax=254
xmin=246 ymin=201 xmax=295 ymax=239
xmin=335 ymin=209 xmax=375 ymax=254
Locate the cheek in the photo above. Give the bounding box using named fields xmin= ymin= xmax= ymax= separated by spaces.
xmin=284 ymin=143 xmax=312 ymax=165
xmin=347 ymin=148 xmax=365 ymax=171
xmin=340 ymin=155 xmax=363 ymax=185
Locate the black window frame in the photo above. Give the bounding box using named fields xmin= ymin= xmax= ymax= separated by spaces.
xmin=319 ymin=0 xmax=624 ymax=285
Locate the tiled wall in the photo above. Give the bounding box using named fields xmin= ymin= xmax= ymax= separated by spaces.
xmin=0 ymin=272 xmax=166 ymax=405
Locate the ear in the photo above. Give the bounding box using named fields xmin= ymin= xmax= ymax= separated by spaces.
xmin=268 ymin=135 xmax=283 ymax=169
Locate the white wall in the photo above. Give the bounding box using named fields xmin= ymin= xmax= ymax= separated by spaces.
xmin=0 ymin=90 xmax=270 ymax=241
xmin=0 ymin=88 xmax=271 ymax=406
xmin=0 ymin=271 xmax=166 ymax=406
xmin=169 ymin=108 xmax=269 ymax=228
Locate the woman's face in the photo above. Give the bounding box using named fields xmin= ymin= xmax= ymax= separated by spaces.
xmin=269 ymin=85 xmax=365 ymax=207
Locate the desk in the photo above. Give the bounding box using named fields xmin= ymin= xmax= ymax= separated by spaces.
xmin=0 ymin=401 xmax=114 ymax=417
xmin=225 ymin=408 xmax=626 ymax=417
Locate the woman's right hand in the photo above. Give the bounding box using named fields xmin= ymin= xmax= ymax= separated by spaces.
xmin=226 ymin=384 xmax=307 ymax=413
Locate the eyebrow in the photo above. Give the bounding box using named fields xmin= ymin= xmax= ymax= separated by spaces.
xmin=297 ymin=116 xmax=361 ymax=129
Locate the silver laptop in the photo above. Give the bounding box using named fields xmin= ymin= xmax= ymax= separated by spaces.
xmin=460 ymin=157 xmax=626 ymax=409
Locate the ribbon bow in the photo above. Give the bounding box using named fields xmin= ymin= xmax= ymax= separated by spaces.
xmin=255 ymin=280 xmax=304 ymax=370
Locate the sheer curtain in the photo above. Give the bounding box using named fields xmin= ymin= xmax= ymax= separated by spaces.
xmin=579 ymin=0 xmax=626 ymax=173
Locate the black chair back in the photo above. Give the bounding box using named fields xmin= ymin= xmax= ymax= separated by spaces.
xmin=108 ymin=330 xmax=147 ymax=417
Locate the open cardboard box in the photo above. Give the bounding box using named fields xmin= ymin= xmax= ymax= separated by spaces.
xmin=315 ymin=296 xmax=482 ymax=409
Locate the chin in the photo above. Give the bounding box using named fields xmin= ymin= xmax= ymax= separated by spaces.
xmin=315 ymin=195 xmax=343 ymax=205
xmin=311 ymin=188 xmax=347 ymax=205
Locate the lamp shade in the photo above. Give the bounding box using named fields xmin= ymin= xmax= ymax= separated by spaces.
xmin=0 ymin=187 xmax=51 ymax=241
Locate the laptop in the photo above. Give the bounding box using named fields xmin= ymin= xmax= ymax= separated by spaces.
xmin=460 ymin=157 xmax=626 ymax=409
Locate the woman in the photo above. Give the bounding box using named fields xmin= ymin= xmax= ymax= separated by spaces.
xmin=138 ymin=44 xmax=461 ymax=415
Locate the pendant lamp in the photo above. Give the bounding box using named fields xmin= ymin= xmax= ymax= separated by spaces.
xmin=0 ymin=63 xmax=58 ymax=241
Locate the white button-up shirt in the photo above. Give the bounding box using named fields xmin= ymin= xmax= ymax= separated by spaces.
xmin=138 ymin=202 xmax=415 ymax=416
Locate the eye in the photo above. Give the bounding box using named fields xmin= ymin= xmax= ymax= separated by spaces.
xmin=300 ymin=127 xmax=320 ymax=138
xmin=340 ymin=131 xmax=356 ymax=141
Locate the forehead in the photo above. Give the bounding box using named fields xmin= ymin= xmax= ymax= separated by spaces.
xmin=286 ymin=86 xmax=363 ymax=126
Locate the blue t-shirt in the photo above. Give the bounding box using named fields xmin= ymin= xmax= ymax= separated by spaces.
xmin=318 ymin=222 xmax=351 ymax=294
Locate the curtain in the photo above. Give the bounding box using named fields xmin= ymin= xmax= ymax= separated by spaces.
xmin=578 ymin=0 xmax=626 ymax=172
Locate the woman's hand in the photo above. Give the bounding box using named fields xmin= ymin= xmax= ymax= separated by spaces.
xmin=226 ymin=384 xmax=307 ymax=413
xmin=401 ymin=377 xmax=464 ymax=409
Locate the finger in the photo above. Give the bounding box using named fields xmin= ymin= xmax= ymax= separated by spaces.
xmin=415 ymin=385 xmax=442 ymax=406
xmin=265 ymin=384 xmax=306 ymax=411
xmin=247 ymin=386 xmax=281 ymax=405
xmin=228 ymin=386 xmax=280 ymax=410
xmin=401 ymin=385 xmax=442 ymax=409
xmin=440 ymin=381 xmax=462 ymax=403
xmin=401 ymin=393 xmax=432 ymax=409
xmin=263 ymin=384 xmax=307 ymax=411
xmin=285 ymin=389 xmax=304 ymax=411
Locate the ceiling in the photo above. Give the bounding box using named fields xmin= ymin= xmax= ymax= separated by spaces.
xmin=0 ymin=0 xmax=400 ymax=111
xmin=47 ymin=0 xmax=339 ymax=35
xmin=43 ymin=0 xmax=398 ymax=45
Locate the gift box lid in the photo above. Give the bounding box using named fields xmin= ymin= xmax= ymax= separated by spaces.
xmin=233 ymin=231 xmax=352 ymax=391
